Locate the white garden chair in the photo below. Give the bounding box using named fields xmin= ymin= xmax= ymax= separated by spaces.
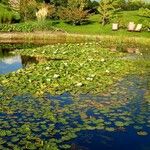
xmin=135 ymin=24 xmax=142 ymax=32
xmin=128 ymin=22 xmax=136 ymax=31
xmin=112 ymin=23 xmax=119 ymax=31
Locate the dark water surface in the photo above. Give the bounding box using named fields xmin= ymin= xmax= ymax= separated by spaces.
xmin=69 ymin=75 xmax=150 ymax=150
xmin=0 ymin=44 xmax=150 ymax=150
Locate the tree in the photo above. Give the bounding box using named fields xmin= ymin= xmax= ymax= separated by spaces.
xmin=67 ymin=0 xmax=89 ymax=10
xmin=58 ymin=0 xmax=89 ymax=25
xmin=127 ymin=0 xmax=145 ymax=10
xmin=87 ymin=0 xmax=99 ymax=13
xmin=98 ymin=0 xmax=119 ymax=26
xmin=113 ymin=0 xmax=126 ymax=10
xmin=8 ymin=0 xmax=37 ymax=21
xmin=8 ymin=0 xmax=20 ymax=12
xmin=58 ymin=7 xmax=88 ymax=25
xmin=51 ymin=0 xmax=68 ymax=7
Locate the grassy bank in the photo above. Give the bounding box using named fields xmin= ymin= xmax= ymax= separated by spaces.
xmin=53 ymin=21 xmax=150 ymax=37
xmin=53 ymin=11 xmax=150 ymax=37
xmin=0 ymin=11 xmax=150 ymax=38
xmin=0 ymin=32 xmax=150 ymax=48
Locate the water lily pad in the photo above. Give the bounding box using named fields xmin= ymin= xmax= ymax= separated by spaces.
xmin=114 ymin=121 xmax=125 ymax=127
xmin=105 ymin=127 xmax=115 ymax=132
xmin=11 ymin=137 xmax=20 ymax=143
xmin=134 ymin=126 xmax=143 ymax=130
xmin=137 ymin=131 xmax=148 ymax=136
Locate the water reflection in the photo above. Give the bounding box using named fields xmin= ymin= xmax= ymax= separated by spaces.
xmin=0 ymin=48 xmax=23 ymax=74
xmin=0 ymin=48 xmax=50 ymax=74
xmin=0 ymin=46 xmax=68 ymax=74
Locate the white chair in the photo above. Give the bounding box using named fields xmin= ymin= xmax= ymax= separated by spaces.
xmin=128 ymin=22 xmax=136 ymax=31
xmin=112 ymin=23 xmax=119 ymax=31
xmin=135 ymin=24 xmax=142 ymax=32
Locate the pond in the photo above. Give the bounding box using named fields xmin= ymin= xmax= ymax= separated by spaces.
xmin=0 ymin=43 xmax=150 ymax=150
xmin=0 ymin=47 xmax=52 ymax=74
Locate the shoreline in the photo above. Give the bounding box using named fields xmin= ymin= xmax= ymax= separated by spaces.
xmin=0 ymin=32 xmax=150 ymax=46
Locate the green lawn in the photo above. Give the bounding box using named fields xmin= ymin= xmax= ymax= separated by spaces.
xmin=54 ymin=21 xmax=150 ymax=37
xmin=53 ymin=11 xmax=150 ymax=37
xmin=0 ymin=10 xmax=150 ymax=38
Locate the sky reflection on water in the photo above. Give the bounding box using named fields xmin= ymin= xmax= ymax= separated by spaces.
xmin=0 ymin=55 xmax=22 ymax=74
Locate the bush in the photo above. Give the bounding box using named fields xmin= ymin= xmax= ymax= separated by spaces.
xmin=138 ymin=8 xmax=150 ymax=30
xmin=138 ymin=8 xmax=150 ymax=18
xmin=142 ymin=20 xmax=150 ymax=30
xmin=36 ymin=4 xmax=56 ymax=21
xmin=0 ymin=3 xmax=20 ymax=23
xmin=0 ymin=21 xmax=54 ymax=32
xmin=0 ymin=0 xmax=9 ymax=5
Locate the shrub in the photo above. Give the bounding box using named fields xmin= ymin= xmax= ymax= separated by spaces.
xmin=142 ymin=20 xmax=150 ymax=30
xmin=0 ymin=0 xmax=9 ymax=5
xmin=138 ymin=8 xmax=150 ymax=18
xmin=117 ymin=18 xmax=127 ymax=29
xmin=36 ymin=4 xmax=56 ymax=21
xmin=36 ymin=7 xmax=48 ymax=22
xmin=0 ymin=21 xmax=54 ymax=32
xmin=138 ymin=8 xmax=150 ymax=30
xmin=0 ymin=3 xmax=20 ymax=23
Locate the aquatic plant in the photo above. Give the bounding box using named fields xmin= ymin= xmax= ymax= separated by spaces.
xmin=0 ymin=42 xmax=136 ymax=96
xmin=105 ymin=127 xmax=115 ymax=132
xmin=0 ymin=42 xmax=149 ymax=149
xmin=114 ymin=121 xmax=125 ymax=127
xmin=137 ymin=131 xmax=148 ymax=136
xmin=134 ymin=126 xmax=143 ymax=130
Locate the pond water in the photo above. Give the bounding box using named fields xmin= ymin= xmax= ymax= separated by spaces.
xmin=0 ymin=45 xmax=44 ymax=74
xmin=0 ymin=45 xmax=68 ymax=74
xmin=0 ymin=43 xmax=150 ymax=150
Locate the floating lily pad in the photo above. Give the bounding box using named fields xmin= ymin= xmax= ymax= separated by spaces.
xmin=137 ymin=131 xmax=148 ymax=136
xmin=105 ymin=127 xmax=115 ymax=132
xmin=11 ymin=137 xmax=20 ymax=143
xmin=134 ymin=126 xmax=143 ymax=130
xmin=114 ymin=121 xmax=125 ymax=127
